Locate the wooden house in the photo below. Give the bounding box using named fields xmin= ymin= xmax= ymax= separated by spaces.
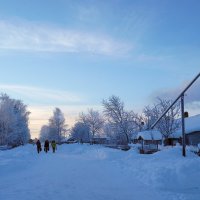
xmin=185 ymin=114 xmax=200 ymax=146
xmin=164 ymin=132 xmax=182 ymax=146
xmin=171 ymin=114 xmax=200 ymax=146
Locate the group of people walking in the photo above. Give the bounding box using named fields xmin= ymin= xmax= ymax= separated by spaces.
xmin=36 ymin=139 xmax=57 ymax=154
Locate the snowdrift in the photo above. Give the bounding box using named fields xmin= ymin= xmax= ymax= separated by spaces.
xmin=0 ymin=144 xmax=199 ymax=200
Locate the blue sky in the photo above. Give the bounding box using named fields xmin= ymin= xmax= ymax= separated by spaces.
xmin=0 ymin=0 xmax=200 ymax=138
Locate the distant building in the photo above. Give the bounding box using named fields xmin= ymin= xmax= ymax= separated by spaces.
xmin=164 ymin=132 xmax=182 ymax=146
xmin=91 ymin=137 xmax=109 ymax=144
xmin=172 ymin=114 xmax=200 ymax=146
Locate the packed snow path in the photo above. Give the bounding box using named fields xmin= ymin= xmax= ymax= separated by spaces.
xmin=0 ymin=144 xmax=200 ymax=200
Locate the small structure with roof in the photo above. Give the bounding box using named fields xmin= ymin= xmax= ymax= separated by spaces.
xmin=136 ymin=130 xmax=162 ymax=154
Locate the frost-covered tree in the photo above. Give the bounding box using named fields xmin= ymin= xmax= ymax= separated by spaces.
xmin=70 ymin=122 xmax=90 ymax=143
xmin=49 ymin=108 xmax=67 ymax=142
xmin=131 ymin=112 xmax=146 ymax=132
xmin=0 ymin=94 xmax=30 ymax=146
xmin=79 ymin=109 xmax=105 ymax=142
xmin=143 ymin=98 xmax=181 ymax=139
xmin=126 ymin=111 xmax=146 ymax=135
xmin=39 ymin=125 xmax=50 ymax=142
xmin=103 ymin=122 xmax=118 ymax=144
xmin=102 ymin=95 xmax=137 ymax=144
xmin=39 ymin=108 xmax=67 ymax=142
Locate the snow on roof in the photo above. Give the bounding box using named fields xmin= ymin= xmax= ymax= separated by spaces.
xmin=168 ymin=132 xmax=181 ymax=139
xmin=136 ymin=130 xmax=162 ymax=140
xmin=184 ymin=114 xmax=200 ymax=133
xmin=172 ymin=114 xmax=200 ymax=138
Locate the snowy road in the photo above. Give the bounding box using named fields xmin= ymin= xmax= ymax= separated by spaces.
xmin=0 ymin=144 xmax=200 ymax=200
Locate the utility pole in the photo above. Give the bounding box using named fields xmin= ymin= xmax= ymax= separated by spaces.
xmin=181 ymin=94 xmax=186 ymax=157
xmin=150 ymin=72 xmax=200 ymax=157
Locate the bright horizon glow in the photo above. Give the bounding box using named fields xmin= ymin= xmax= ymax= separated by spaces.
xmin=0 ymin=0 xmax=200 ymax=138
xmin=28 ymin=104 xmax=102 ymax=138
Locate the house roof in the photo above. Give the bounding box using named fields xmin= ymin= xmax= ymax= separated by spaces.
xmin=184 ymin=114 xmax=200 ymax=133
xmin=136 ymin=130 xmax=162 ymax=140
xmin=172 ymin=114 xmax=200 ymax=138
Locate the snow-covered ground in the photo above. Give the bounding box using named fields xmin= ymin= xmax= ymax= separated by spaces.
xmin=0 ymin=144 xmax=200 ymax=200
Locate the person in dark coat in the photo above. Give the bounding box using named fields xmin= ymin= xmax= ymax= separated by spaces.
xmin=36 ymin=140 xmax=42 ymax=154
xmin=44 ymin=139 xmax=49 ymax=153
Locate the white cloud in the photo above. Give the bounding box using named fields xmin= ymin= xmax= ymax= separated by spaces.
xmin=150 ymin=79 xmax=200 ymax=103
xmin=149 ymin=78 xmax=200 ymax=116
xmin=137 ymin=54 xmax=168 ymax=62
xmin=0 ymin=20 xmax=132 ymax=56
xmin=0 ymin=84 xmax=82 ymax=104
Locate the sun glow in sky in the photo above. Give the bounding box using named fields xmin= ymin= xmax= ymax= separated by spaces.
xmin=0 ymin=0 xmax=200 ymax=138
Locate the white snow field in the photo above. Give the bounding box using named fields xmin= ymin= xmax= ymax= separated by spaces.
xmin=0 ymin=144 xmax=200 ymax=200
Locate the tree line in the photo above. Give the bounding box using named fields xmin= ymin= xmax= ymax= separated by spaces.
xmin=0 ymin=93 xmax=181 ymax=147
xmin=40 ymin=95 xmax=181 ymax=145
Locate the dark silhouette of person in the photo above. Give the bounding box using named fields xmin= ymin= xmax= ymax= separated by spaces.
xmin=51 ymin=140 xmax=57 ymax=153
xmin=36 ymin=140 xmax=42 ymax=154
xmin=44 ymin=140 xmax=49 ymax=153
